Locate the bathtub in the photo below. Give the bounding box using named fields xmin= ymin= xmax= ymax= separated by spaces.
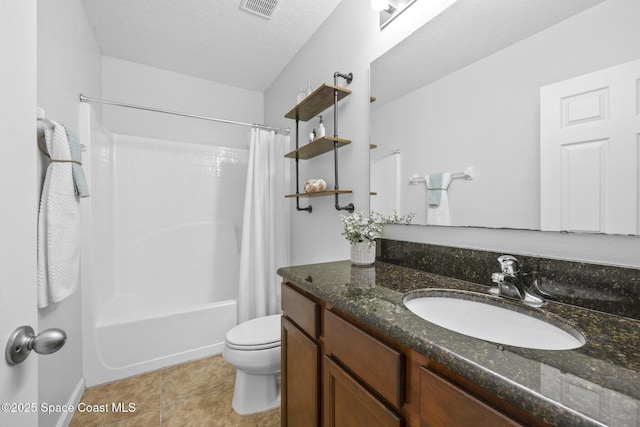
xmin=94 ymin=298 xmax=236 ymax=376
xmin=79 ymin=104 xmax=246 ymax=386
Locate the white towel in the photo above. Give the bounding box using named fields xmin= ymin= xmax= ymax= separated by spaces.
xmin=37 ymin=121 xmax=81 ymax=308
xmin=425 ymin=172 xmax=452 ymax=225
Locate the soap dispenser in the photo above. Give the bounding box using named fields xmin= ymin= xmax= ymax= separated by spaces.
xmin=317 ymin=116 xmax=325 ymax=138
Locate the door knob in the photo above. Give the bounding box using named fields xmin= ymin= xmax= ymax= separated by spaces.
xmin=5 ymin=326 xmax=67 ymax=365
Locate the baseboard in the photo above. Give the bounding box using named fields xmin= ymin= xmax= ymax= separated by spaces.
xmin=56 ymin=377 xmax=85 ymax=427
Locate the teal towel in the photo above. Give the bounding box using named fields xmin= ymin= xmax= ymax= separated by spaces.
xmin=64 ymin=126 xmax=90 ymax=198
xmin=428 ymin=173 xmax=443 ymax=206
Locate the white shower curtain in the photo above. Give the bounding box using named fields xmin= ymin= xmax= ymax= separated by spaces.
xmin=238 ymin=128 xmax=291 ymax=323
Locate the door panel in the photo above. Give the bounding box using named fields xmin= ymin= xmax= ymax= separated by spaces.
xmin=282 ymin=316 xmax=319 ymax=427
xmin=324 ymin=356 xmax=403 ymax=427
xmin=541 ymin=59 xmax=640 ymax=234
xmin=0 ymin=1 xmax=39 ymax=426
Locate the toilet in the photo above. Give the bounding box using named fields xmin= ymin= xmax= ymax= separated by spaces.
xmin=223 ymin=314 xmax=282 ymax=415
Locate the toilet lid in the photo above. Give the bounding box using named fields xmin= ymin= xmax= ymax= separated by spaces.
xmin=226 ymin=314 xmax=281 ymax=348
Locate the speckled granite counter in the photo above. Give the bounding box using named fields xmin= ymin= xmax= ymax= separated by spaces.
xmin=277 ymin=260 xmax=640 ymax=427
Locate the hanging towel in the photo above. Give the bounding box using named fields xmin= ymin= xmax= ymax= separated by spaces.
xmin=427 ymin=172 xmax=444 ymax=206
xmin=37 ymin=121 xmax=81 ymax=308
xmin=425 ymin=173 xmax=452 ymax=226
xmin=65 ymin=127 xmax=90 ymax=197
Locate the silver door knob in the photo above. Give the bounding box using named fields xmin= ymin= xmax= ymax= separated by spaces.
xmin=5 ymin=326 xmax=67 ymax=365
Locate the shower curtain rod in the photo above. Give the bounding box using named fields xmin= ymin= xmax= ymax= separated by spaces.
xmin=79 ymin=94 xmax=290 ymax=135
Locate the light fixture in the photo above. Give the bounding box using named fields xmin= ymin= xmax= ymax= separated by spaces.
xmin=374 ymin=0 xmax=417 ymax=29
xmin=371 ymin=0 xmax=389 ymax=12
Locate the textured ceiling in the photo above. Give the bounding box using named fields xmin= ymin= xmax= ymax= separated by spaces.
xmin=81 ymin=0 xmax=343 ymax=92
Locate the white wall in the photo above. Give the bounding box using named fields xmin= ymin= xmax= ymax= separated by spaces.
xmin=265 ymin=0 xmax=457 ymax=265
xmin=36 ymin=0 xmax=102 ymax=425
xmin=267 ymin=0 xmax=640 ymax=269
xmin=372 ymin=0 xmax=640 ymax=230
xmin=101 ymin=57 xmax=264 ymax=149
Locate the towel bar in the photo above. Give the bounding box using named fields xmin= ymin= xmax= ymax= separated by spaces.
xmin=409 ymin=166 xmax=475 ymax=185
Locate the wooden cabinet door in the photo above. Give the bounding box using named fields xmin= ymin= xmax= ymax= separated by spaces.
xmin=420 ymin=367 xmax=521 ymax=427
xmin=282 ymin=316 xmax=320 ymax=427
xmin=324 ymin=356 xmax=403 ymax=427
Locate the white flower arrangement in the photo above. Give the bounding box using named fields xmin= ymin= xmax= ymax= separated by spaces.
xmin=340 ymin=211 xmax=415 ymax=246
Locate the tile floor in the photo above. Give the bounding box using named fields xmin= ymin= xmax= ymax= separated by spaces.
xmin=70 ymin=355 xmax=280 ymax=427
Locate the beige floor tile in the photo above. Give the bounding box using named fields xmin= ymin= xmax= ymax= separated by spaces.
xmin=162 ymin=387 xmax=256 ymax=427
xmin=252 ymin=406 xmax=281 ymax=427
xmin=72 ymin=371 xmax=161 ymax=425
xmin=103 ymin=409 xmax=160 ymax=427
xmin=68 ymin=354 xmax=273 ymax=426
xmin=69 ymin=412 xmax=101 ymax=427
xmin=162 ymin=355 xmax=235 ymax=404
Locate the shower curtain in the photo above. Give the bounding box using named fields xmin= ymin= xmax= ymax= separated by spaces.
xmin=238 ymin=128 xmax=290 ymax=323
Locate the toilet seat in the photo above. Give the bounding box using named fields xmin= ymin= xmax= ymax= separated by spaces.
xmin=226 ymin=314 xmax=281 ymax=350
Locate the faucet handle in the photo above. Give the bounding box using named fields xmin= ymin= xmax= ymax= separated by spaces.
xmin=497 ymin=255 xmax=519 ymax=275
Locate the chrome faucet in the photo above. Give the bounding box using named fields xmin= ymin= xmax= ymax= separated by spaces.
xmin=490 ymin=255 xmax=545 ymax=307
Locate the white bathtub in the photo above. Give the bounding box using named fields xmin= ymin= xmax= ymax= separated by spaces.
xmin=80 ymin=104 xmax=246 ymax=386
xmin=95 ymin=298 xmax=236 ymax=373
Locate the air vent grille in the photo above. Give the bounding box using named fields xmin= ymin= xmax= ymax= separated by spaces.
xmin=240 ymin=0 xmax=279 ymax=19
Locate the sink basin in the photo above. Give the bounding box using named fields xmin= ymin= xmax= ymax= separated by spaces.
xmin=404 ymin=290 xmax=585 ymax=350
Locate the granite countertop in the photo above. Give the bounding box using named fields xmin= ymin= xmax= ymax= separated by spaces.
xmin=278 ymin=260 xmax=640 ymax=427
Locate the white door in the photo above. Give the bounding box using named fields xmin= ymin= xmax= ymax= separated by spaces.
xmin=0 ymin=1 xmax=39 ymax=426
xmin=540 ymin=59 xmax=640 ymax=234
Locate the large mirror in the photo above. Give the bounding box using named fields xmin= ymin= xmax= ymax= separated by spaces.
xmin=370 ymin=0 xmax=640 ymax=235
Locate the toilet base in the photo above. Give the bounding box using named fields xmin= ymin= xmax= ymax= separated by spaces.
xmin=231 ymin=370 xmax=281 ymax=415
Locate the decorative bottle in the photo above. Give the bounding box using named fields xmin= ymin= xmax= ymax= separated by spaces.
xmin=297 ymin=85 xmax=305 ymax=104
xmin=317 ymin=116 xmax=325 ymax=138
xmin=305 ymin=80 xmax=312 ymax=97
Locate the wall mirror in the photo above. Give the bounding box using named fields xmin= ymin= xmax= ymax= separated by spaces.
xmin=370 ymin=0 xmax=640 ymax=235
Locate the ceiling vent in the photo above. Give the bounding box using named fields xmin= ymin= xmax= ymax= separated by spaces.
xmin=240 ymin=0 xmax=279 ymax=19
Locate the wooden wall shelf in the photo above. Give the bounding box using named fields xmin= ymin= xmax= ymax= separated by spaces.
xmin=284 ymin=73 xmax=354 ymax=213
xmin=285 ymin=84 xmax=351 ymax=122
xmin=285 ymin=190 xmax=353 ymax=199
xmin=285 ymin=137 xmax=351 ymax=160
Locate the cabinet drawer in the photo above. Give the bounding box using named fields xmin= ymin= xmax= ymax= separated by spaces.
xmin=324 ymin=310 xmax=405 ymax=409
xmin=282 ymin=282 xmax=320 ymax=339
xmin=324 ymin=356 xmax=403 ymax=427
xmin=420 ymin=367 xmax=521 ymax=427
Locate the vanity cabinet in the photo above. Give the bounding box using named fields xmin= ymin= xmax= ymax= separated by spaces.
xmin=323 ymin=310 xmax=405 ymax=426
xmin=323 ymin=310 xmax=405 ymax=409
xmin=281 ymin=283 xmax=320 ymax=427
xmin=324 ymin=356 xmax=403 ymax=427
xmin=419 ymin=367 xmax=521 ymax=427
xmin=281 ymin=281 xmax=532 ymax=427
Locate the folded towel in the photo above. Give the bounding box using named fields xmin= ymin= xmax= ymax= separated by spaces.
xmin=427 ymin=172 xmax=444 ymax=206
xmin=64 ymin=127 xmax=90 ymax=197
xmin=426 ymin=173 xmax=453 ymax=226
xmin=37 ymin=121 xmax=81 ymax=307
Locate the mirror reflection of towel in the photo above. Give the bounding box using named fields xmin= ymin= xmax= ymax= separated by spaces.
xmin=425 ymin=173 xmax=452 ymax=225
xmin=427 ymin=172 xmax=443 ymax=206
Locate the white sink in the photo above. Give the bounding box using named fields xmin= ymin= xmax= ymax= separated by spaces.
xmin=404 ymin=290 xmax=585 ymax=350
